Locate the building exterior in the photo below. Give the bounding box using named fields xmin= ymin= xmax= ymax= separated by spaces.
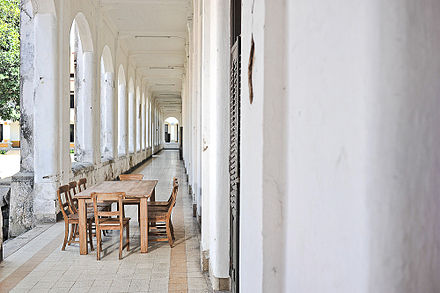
xmin=0 ymin=120 xmax=20 ymax=150
xmin=3 ymin=0 xmax=440 ymax=292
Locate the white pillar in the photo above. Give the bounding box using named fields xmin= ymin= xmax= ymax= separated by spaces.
xmin=76 ymin=51 xmax=96 ymax=163
xmin=142 ymin=95 xmax=146 ymax=150
xmin=200 ymin=0 xmax=211 ymax=260
xmin=209 ymin=0 xmax=230 ymax=281
xmin=128 ymin=90 xmax=135 ymax=153
xmin=100 ymin=71 xmax=114 ymax=159
xmin=32 ymin=12 xmax=60 ymax=222
xmin=118 ymin=82 xmax=127 ymax=155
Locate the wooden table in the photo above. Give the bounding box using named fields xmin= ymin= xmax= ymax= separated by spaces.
xmin=74 ymin=180 xmax=158 ymax=255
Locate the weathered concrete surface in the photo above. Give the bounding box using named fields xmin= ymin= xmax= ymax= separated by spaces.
xmin=9 ymin=173 xmax=34 ymax=237
xmin=0 ymin=177 xmax=12 ymax=263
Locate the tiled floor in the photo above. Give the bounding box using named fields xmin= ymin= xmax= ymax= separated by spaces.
xmin=0 ymin=150 xmax=212 ymax=293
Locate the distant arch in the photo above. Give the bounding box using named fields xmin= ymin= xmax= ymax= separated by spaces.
xmin=164 ymin=117 xmax=179 ymax=143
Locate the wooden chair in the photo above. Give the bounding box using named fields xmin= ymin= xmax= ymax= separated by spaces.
xmin=78 ymin=178 xmax=87 ymax=192
xmin=68 ymin=181 xmax=79 ymax=212
xmin=77 ymin=178 xmax=112 ymax=212
xmin=119 ymin=174 xmax=144 ymax=223
xmin=148 ymin=182 xmax=179 ymax=247
xmin=57 ymin=185 xmax=94 ymax=251
xmin=149 ymin=177 xmax=178 ymax=207
xmin=91 ymin=192 xmax=130 ymax=260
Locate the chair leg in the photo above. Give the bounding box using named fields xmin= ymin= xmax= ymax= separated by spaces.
xmin=169 ymin=219 xmax=175 ymax=241
xmin=119 ymin=228 xmax=123 ymax=260
xmin=62 ymin=222 xmax=69 ymax=251
xmin=137 ymin=203 xmax=140 ymax=226
xmin=73 ymin=224 xmax=78 ymax=241
xmin=88 ymin=221 xmax=94 ymax=251
xmin=96 ymin=226 xmax=101 ymax=261
xmin=67 ymin=224 xmax=75 ymax=245
xmin=126 ymin=224 xmax=130 ymax=251
xmin=166 ymin=219 xmax=173 ymax=248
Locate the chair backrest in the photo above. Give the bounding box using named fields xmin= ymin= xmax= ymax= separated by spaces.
xmin=166 ymin=183 xmax=179 ymax=216
xmin=78 ymin=178 xmax=87 ymax=192
xmin=68 ymin=181 xmax=79 ymax=212
xmin=165 ymin=177 xmax=179 ymax=205
xmin=57 ymin=185 xmax=76 ymax=219
xmin=119 ymin=174 xmax=144 ymax=181
xmin=91 ymin=192 xmax=126 ymax=227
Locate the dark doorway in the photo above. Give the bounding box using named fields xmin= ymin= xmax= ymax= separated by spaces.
xmin=229 ymin=0 xmax=241 ymax=292
xmin=0 ymin=124 xmax=3 ymax=142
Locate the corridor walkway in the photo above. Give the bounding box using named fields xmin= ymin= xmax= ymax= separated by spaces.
xmin=0 ymin=150 xmax=212 ymax=292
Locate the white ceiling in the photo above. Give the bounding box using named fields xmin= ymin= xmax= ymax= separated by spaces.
xmin=101 ymin=0 xmax=189 ymax=117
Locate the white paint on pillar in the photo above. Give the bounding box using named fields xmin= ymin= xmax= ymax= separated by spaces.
xmin=208 ymin=0 xmax=230 ymax=279
xmin=136 ymin=86 xmax=141 ymax=151
xmin=100 ymin=70 xmax=114 ymax=159
xmin=141 ymin=93 xmax=145 ymax=150
xmin=118 ymin=65 xmax=127 ymax=156
xmin=33 ymin=12 xmax=59 ymax=219
xmin=200 ymin=0 xmax=211 ymax=254
xmin=128 ymin=79 xmax=135 ymax=153
xmin=76 ymin=51 xmax=96 ymax=163
xmin=240 ymin=1 xmax=264 ymax=290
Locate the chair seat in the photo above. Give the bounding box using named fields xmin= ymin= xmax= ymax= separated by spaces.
xmin=68 ymin=213 xmax=94 ymax=221
xmin=149 ymin=201 xmax=168 ymax=206
xmin=148 ymin=205 xmax=170 ymax=212
xmin=99 ymin=217 xmax=130 ymax=226
xmin=148 ymin=213 xmax=168 ymax=221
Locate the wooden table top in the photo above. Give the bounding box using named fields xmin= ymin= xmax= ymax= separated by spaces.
xmin=74 ymin=180 xmax=158 ymax=199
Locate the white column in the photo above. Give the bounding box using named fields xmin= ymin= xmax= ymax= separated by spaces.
xmin=186 ymin=21 xmax=193 ymax=186
xmin=142 ymin=95 xmax=146 ymax=150
xmin=100 ymin=71 xmax=114 ymax=159
xmin=76 ymin=51 xmax=96 ymax=163
xmin=136 ymin=88 xmax=140 ymax=152
xmin=118 ymin=83 xmax=127 ymax=155
xmin=128 ymin=90 xmax=135 ymax=153
xmin=33 ymin=12 xmax=59 ymax=222
xmin=200 ymin=0 xmax=211 ymax=258
xmin=209 ymin=0 xmax=230 ymax=280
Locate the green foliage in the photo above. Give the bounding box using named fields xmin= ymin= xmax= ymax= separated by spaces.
xmin=0 ymin=150 xmax=6 ymax=155
xmin=0 ymin=0 xmax=20 ymax=121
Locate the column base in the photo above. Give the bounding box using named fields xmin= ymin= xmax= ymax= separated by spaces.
xmin=200 ymin=249 xmax=209 ymax=272
xmin=8 ymin=172 xmax=34 ymax=237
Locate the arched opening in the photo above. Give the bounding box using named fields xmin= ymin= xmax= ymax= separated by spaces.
xmin=100 ymin=46 xmax=114 ymax=160
xmin=164 ymin=117 xmax=179 ymax=145
xmin=117 ymin=65 xmax=127 ymax=156
xmin=136 ymin=86 xmax=141 ymax=151
xmin=69 ymin=13 xmax=94 ymax=163
xmin=128 ymin=79 xmax=135 ymax=153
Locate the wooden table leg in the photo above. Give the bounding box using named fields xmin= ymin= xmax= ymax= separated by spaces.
xmin=140 ymin=197 xmax=148 ymax=253
xmin=149 ymin=188 xmax=156 ymax=228
xmin=78 ymin=199 xmax=88 ymax=255
xmin=150 ymin=188 xmax=156 ymax=202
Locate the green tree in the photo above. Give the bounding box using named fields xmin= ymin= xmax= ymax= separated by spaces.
xmin=0 ymin=0 xmax=20 ymax=121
